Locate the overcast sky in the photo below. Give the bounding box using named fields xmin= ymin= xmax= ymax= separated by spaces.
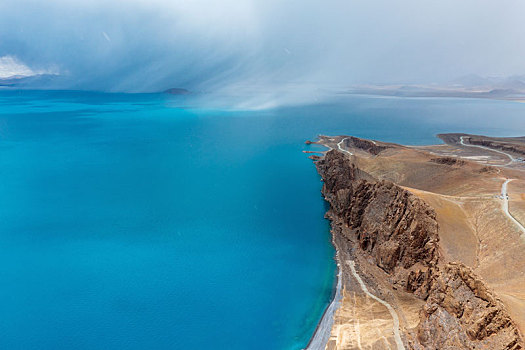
xmin=1 ymin=0 xmax=525 ymax=92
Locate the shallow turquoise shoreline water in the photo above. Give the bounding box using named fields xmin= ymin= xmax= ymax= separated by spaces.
xmin=0 ymin=90 xmax=524 ymax=349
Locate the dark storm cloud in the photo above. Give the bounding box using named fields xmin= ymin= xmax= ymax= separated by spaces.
xmin=1 ymin=0 xmax=524 ymax=93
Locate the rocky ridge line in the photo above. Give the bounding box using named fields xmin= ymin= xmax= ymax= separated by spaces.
xmin=315 ymin=149 xmax=523 ymax=349
xmin=466 ymin=138 xmax=525 ymax=157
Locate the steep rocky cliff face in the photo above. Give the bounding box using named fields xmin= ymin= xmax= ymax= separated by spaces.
xmin=413 ymin=263 xmax=523 ymax=350
xmin=316 ymin=151 xmax=440 ymax=286
xmin=315 ymin=150 xmax=523 ymax=349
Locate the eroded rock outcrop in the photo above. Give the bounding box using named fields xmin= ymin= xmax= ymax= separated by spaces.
xmin=341 ymin=136 xmax=388 ymax=155
xmin=466 ymin=138 xmax=525 ymax=157
xmin=315 ymin=149 xmax=523 ymax=350
xmin=317 ymin=151 xmax=440 ymax=286
xmin=413 ymin=263 xmax=522 ymax=350
xmin=430 ymin=157 xmax=466 ymax=166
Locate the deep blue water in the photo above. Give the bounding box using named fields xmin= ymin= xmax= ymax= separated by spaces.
xmin=0 ymin=90 xmax=524 ymax=349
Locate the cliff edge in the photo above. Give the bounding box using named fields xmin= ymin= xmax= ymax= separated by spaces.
xmin=314 ymin=147 xmax=523 ymax=350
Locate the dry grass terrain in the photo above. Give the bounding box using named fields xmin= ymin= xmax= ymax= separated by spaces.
xmin=313 ymin=133 xmax=525 ymax=349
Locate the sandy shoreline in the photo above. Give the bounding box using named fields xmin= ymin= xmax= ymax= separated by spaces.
xmin=304 ymin=232 xmax=343 ymax=350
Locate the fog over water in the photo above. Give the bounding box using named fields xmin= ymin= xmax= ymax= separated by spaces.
xmin=1 ymin=0 xmax=525 ymax=95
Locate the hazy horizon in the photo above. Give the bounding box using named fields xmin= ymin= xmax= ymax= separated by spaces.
xmin=1 ymin=0 xmax=525 ymax=94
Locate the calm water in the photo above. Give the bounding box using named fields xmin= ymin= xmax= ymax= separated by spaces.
xmin=0 ymin=90 xmax=524 ymax=349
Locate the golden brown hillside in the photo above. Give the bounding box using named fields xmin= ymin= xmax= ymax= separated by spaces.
xmin=308 ymin=134 xmax=525 ymax=350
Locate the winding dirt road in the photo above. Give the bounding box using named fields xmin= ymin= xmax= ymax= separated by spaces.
xmin=337 ymin=138 xmax=353 ymax=156
xmin=501 ymin=179 xmax=525 ymax=235
xmin=460 ymin=136 xmax=515 ymax=165
xmin=347 ymin=260 xmax=405 ymax=350
xmin=457 ymin=137 xmax=524 ymax=234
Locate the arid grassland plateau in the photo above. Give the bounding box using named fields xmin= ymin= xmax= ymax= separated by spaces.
xmin=306 ymin=133 xmax=525 ymax=350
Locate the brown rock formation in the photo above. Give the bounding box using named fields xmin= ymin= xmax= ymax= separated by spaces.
xmin=340 ymin=136 xmax=388 ymax=155
xmin=467 ymin=138 xmax=525 ymax=157
xmin=413 ymin=262 xmax=522 ymax=349
xmin=317 ymin=151 xmax=440 ymax=284
xmin=314 ymin=149 xmax=523 ymax=349
xmin=430 ymin=157 xmax=466 ymax=166
xmin=438 ymin=133 xmax=525 ymax=158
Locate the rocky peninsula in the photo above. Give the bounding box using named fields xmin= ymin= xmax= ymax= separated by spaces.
xmin=307 ymin=134 xmax=525 ymax=349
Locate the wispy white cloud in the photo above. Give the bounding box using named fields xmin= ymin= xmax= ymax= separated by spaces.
xmin=0 ymin=55 xmax=58 ymax=79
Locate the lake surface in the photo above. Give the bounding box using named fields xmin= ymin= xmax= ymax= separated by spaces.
xmin=1 ymin=90 xmax=524 ymax=349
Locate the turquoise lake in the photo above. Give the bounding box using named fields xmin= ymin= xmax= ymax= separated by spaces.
xmin=1 ymin=90 xmax=524 ymax=349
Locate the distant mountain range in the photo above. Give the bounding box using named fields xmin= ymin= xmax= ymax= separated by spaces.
xmin=451 ymin=74 xmax=525 ymax=90
xmin=3 ymin=72 xmax=525 ymax=102
xmin=0 ymin=75 xmax=193 ymax=95
xmin=346 ymin=75 xmax=525 ymax=101
xmin=0 ymin=74 xmax=61 ymax=89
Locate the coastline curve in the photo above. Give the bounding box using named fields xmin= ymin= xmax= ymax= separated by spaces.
xmin=304 ymin=253 xmax=343 ymax=349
